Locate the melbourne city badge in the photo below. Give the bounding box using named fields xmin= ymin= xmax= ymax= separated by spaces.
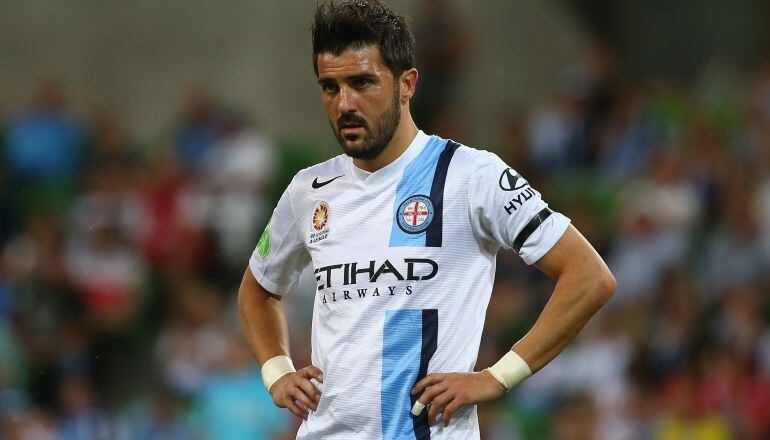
xmin=397 ymin=194 xmax=434 ymax=234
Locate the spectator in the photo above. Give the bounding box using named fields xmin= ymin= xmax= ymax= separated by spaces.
xmin=4 ymin=78 xmax=85 ymax=221
xmin=56 ymin=374 xmax=110 ymax=440
xmin=113 ymin=389 xmax=190 ymax=440
xmin=608 ymin=148 xmax=702 ymax=301
xmin=155 ymin=279 xmax=229 ymax=396
xmin=64 ymin=223 xmax=145 ymax=328
xmin=4 ymin=78 xmax=84 ymax=181
xmin=174 ymin=87 xmax=221 ymax=174
xmin=192 ymin=337 xmax=291 ymax=440
xmin=194 ymin=111 xmax=276 ymax=270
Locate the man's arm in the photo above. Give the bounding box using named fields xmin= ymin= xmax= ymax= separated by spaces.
xmin=238 ymin=269 xmax=323 ymax=420
xmin=515 ymin=224 xmax=616 ymax=371
xmin=411 ymin=225 xmax=616 ymax=426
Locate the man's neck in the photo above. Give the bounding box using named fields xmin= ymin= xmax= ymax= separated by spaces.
xmin=353 ymin=117 xmax=419 ymax=173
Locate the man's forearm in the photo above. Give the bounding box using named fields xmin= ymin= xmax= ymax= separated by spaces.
xmin=238 ymin=268 xmax=291 ymax=367
xmin=514 ymin=258 xmax=615 ymax=373
xmin=238 ymin=268 xmax=323 ymax=419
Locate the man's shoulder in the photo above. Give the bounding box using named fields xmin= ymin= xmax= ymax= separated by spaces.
xmin=288 ymin=154 xmax=349 ymax=193
xmin=441 ymin=138 xmax=504 ymax=173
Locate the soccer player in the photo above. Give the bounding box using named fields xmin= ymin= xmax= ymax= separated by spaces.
xmin=238 ymin=1 xmax=616 ymax=438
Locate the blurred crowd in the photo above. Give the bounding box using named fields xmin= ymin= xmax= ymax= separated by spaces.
xmin=2 ymin=12 xmax=770 ymax=440
xmin=0 ymin=79 xmax=291 ymax=439
xmin=478 ymin=46 xmax=770 ymax=439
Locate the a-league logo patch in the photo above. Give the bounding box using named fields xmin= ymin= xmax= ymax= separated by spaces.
xmin=397 ymin=195 xmax=434 ymax=234
xmin=312 ymin=201 xmax=330 ymax=231
xmin=310 ymin=201 xmax=330 ymax=244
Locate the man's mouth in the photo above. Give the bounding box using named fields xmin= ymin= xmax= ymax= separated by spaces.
xmin=340 ymin=123 xmax=364 ymax=136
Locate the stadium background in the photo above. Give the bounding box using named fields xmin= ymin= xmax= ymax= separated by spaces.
xmin=1 ymin=0 xmax=770 ymax=438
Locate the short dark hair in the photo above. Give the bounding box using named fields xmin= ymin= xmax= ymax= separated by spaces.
xmin=311 ymin=0 xmax=416 ymax=78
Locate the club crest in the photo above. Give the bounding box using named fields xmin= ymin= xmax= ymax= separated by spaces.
xmin=397 ymin=195 xmax=434 ymax=234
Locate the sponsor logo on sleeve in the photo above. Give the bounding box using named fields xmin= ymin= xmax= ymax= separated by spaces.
xmin=499 ymin=168 xmax=529 ymax=191
xmin=499 ymin=168 xmax=538 ymax=215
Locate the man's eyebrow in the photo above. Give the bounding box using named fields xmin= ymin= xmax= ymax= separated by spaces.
xmin=317 ymin=73 xmax=378 ymax=85
xmin=347 ymin=73 xmax=377 ymax=81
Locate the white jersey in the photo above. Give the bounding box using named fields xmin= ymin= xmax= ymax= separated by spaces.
xmin=249 ymin=131 xmax=570 ymax=439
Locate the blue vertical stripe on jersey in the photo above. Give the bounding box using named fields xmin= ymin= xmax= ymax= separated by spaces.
xmin=411 ymin=309 xmax=438 ymax=439
xmin=381 ymin=309 xmax=424 ymax=439
xmin=425 ymin=141 xmax=460 ymax=247
xmin=389 ymin=136 xmax=450 ymax=247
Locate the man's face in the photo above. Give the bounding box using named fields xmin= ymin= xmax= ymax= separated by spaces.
xmin=316 ymin=45 xmax=401 ymax=160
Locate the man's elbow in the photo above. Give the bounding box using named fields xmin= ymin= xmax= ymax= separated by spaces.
xmin=592 ymin=268 xmax=616 ymax=307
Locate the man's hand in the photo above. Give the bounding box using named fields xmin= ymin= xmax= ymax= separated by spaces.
xmin=270 ymin=365 xmax=324 ymax=420
xmin=411 ymin=371 xmax=505 ymax=427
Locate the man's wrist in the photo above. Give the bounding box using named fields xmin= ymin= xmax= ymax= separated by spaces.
xmin=261 ymin=355 xmax=296 ymax=392
xmin=484 ymin=350 xmax=532 ymax=393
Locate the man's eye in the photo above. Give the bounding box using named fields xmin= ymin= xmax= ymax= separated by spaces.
xmin=353 ymin=78 xmax=372 ymax=88
xmin=321 ymin=84 xmax=339 ymax=93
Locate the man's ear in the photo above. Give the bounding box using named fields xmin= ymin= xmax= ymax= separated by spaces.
xmin=399 ymin=68 xmax=419 ymax=103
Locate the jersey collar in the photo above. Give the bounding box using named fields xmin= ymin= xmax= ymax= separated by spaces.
xmin=348 ymin=130 xmax=430 ymax=185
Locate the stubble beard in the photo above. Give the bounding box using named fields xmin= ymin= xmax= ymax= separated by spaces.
xmin=331 ymin=88 xmax=401 ymax=161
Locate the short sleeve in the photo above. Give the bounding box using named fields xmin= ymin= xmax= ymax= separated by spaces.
xmin=249 ymin=180 xmax=311 ymax=295
xmin=468 ymin=152 xmax=570 ymax=265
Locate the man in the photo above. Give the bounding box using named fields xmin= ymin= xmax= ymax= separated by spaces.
xmin=238 ymin=1 xmax=616 ymax=439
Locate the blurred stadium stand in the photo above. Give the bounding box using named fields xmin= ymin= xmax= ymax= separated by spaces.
xmin=1 ymin=0 xmax=770 ymax=439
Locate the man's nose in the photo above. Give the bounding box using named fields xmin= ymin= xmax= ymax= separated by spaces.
xmin=337 ymin=86 xmax=357 ymax=113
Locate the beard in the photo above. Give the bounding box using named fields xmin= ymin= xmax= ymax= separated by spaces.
xmin=330 ymin=88 xmax=401 ymax=161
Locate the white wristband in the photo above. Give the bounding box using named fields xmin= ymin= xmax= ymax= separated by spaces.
xmin=261 ymin=355 xmax=296 ymax=392
xmin=485 ymin=350 xmax=532 ymax=393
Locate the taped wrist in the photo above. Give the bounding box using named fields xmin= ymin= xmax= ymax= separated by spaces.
xmin=485 ymin=350 xmax=532 ymax=393
xmin=261 ymin=355 xmax=296 ymax=392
